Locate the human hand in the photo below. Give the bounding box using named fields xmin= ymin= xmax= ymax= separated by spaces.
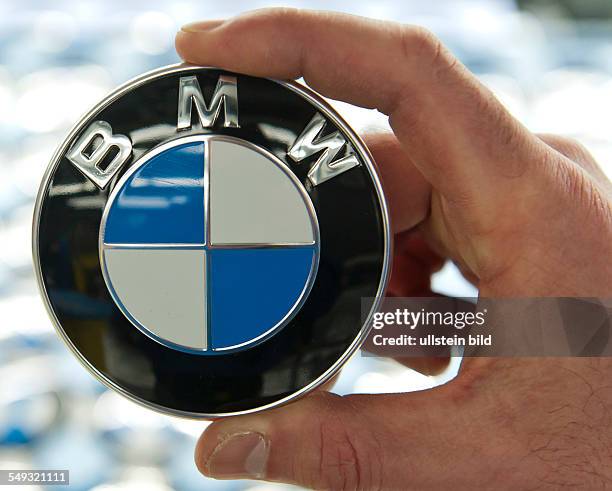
xmin=176 ymin=9 xmax=612 ymax=490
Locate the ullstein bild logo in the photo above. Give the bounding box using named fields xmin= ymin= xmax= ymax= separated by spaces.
xmin=33 ymin=65 xmax=391 ymax=417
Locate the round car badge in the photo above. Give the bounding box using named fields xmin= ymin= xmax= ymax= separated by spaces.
xmin=33 ymin=65 xmax=391 ymax=417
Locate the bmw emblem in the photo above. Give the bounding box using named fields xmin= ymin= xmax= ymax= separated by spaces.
xmin=33 ymin=65 xmax=391 ymax=417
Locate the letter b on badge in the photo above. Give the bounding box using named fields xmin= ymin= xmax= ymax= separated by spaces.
xmin=67 ymin=121 xmax=132 ymax=189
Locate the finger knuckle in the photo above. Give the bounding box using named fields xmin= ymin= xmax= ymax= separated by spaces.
xmin=399 ymin=26 xmax=436 ymax=58
xmin=557 ymin=136 xmax=589 ymax=160
xmin=252 ymin=6 xmax=301 ymax=20
xmin=558 ymin=135 xmax=583 ymax=152
xmin=312 ymin=414 xmax=383 ymax=490
xmin=544 ymin=135 xmax=598 ymax=167
xmin=399 ymin=26 xmax=456 ymax=74
xmin=269 ymin=6 xmax=302 ymax=23
xmin=566 ymin=167 xmax=611 ymax=220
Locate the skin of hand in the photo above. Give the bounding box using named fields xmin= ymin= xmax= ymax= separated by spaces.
xmin=175 ymin=9 xmax=612 ymax=490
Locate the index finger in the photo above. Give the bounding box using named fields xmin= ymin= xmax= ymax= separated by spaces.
xmin=175 ymin=8 xmax=544 ymax=207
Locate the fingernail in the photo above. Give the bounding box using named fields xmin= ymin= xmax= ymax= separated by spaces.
xmin=205 ymin=432 xmax=269 ymax=479
xmin=180 ymin=20 xmax=225 ymax=33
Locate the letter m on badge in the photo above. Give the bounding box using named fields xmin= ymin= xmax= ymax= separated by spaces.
xmin=177 ymin=75 xmax=239 ymax=130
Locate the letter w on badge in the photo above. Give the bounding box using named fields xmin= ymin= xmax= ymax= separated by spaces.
xmin=288 ymin=113 xmax=360 ymax=186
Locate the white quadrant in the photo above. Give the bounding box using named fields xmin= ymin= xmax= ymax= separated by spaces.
xmin=209 ymin=139 xmax=315 ymax=245
xmin=103 ymin=248 xmax=207 ymax=350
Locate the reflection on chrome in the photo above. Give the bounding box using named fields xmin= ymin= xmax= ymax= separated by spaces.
xmin=116 ymin=195 xmax=189 ymax=209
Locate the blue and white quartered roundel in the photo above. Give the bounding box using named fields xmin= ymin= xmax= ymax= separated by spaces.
xmin=100 ymin=137 xmax=319 ymax=353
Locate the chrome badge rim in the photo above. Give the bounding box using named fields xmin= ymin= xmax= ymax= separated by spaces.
xmin=32 ymin=64 xmax=391 ymax=418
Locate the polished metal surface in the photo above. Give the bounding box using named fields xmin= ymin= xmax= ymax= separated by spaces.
xmin=66 ymin=120 xmax=132 ymax=189
xmin=177 ymin=74 xmax=239 ymax=130
xmin=288 ymin=112 xmax=360 ymax=186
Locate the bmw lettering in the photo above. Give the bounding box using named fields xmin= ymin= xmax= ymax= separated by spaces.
xmin=33 ymin=65 xmax=390 ymax=417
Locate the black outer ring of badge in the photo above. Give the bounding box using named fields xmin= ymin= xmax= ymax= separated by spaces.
xmin=32 ymin=64 xmax=391 ymax=418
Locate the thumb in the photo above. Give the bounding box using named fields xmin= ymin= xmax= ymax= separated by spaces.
xmin=195 ymin=389 xmax=456 ymax=489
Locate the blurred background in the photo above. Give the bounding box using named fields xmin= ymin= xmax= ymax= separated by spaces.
xmin=1 ymin=0 xmax=612 ymax=489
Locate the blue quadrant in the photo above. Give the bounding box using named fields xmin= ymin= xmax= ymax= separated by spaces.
xmin=209 ymin=247 xmax=315 ymax=350
xmin=104 ymin=142 xmax=205 ymax=244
